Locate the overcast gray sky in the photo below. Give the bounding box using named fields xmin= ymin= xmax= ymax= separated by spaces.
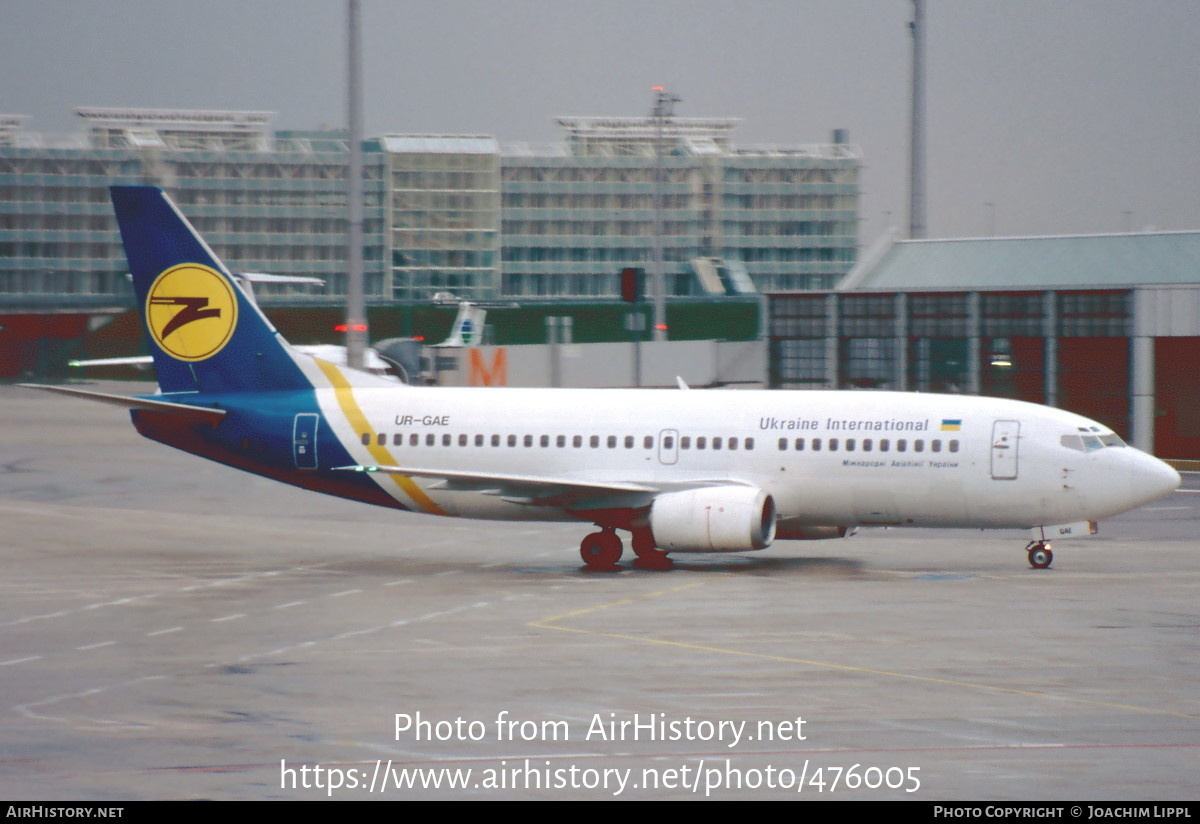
xmin=3 ymin=0 xmax=1197 ymax=245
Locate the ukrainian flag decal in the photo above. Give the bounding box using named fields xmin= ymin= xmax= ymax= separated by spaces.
xmin=941 ymin=419 xmax=962 ymax=431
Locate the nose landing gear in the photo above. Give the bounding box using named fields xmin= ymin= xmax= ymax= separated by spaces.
xmin=1026 ymin=540 xmax=1053 ymax=569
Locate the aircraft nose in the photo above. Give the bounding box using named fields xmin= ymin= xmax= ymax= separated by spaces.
xmin=1131 ymin=453 xmax=1181 ymax=505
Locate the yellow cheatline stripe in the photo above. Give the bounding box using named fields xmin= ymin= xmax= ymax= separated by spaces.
xmin=532 ymin=580 xmax=1197 ymax=721
xmin=313 ymin=359 xmax=448 ymax=516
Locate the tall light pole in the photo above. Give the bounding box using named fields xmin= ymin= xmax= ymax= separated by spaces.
xmin=345 ymin=0 xmax=368 ymax=370
xmin=908 ymin=0 xmax=927 ymax=239
xmin=651 ymin=87 xmax=680 ymax=342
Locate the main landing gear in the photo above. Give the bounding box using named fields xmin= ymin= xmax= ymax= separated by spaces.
xmin=580 ymin=528 xmax=622 ymax=570
xmin=579 ymin=527 xmax=673 ymax=571
xmin=631 ymin=527 xmax=673 ymax=570
xmin=1026 ymin=540 xmax=1053 ymax=569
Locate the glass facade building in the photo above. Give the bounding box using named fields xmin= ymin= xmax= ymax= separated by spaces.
xmin=0 ymin=108 xmax=860 ymax=308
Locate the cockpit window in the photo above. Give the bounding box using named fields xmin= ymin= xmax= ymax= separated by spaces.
xmin=1062 ymin=432 xmax=1126 ymax=451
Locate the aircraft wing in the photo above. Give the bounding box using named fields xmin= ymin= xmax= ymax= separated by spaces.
xmin=335 ymin=464 xmax=759 ymax=511
xmin=18 ymin=384 xmax=227 ymax=426
xmin=336 ymin=464 xmax=661 ymax=509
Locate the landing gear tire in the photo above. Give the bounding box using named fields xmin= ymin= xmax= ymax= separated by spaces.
xmin=631 ymin=528 xmax=673 ymax=570
xmin=1027 ymin=542 xmax=1053 ymax=569
xmin=580 ymin=530 xmax=622 ymax=570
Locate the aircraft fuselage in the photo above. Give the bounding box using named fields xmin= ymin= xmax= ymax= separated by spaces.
xmin=134 ymin=385 xmax=1179 ymax=537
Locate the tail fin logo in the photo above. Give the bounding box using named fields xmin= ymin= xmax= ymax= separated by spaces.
xmin=146 ymin=264 xmax=238 ymax=362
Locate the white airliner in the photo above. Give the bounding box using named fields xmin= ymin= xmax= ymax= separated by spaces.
xmin=24 ymin=187 xmax=1181 ymax=570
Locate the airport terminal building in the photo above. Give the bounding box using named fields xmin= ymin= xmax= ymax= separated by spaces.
xmin=0 ymin=107 xmax=860 ymax=308
xmin=767 ymin=231 xmax=1200 ymax=460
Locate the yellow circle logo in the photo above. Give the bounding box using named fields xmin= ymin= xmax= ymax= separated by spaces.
xmin=145 ymin=264 xmax=238 ymax=362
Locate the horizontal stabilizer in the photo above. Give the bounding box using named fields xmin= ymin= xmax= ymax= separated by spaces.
xmin=19 ymin=384 xmax=227 ymax=425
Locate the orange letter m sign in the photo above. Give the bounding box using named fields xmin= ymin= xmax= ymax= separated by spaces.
xmin=468 ymin=348 xmax=508 ymax=386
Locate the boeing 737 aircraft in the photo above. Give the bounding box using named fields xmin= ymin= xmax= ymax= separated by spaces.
xmin=24 ymin=187 xmax=1181 ymax=571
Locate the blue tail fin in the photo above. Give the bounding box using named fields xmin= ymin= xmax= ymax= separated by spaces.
xmin=111 ymin=186 xmax=311 ymax=394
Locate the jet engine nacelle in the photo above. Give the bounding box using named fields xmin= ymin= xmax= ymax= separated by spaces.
xmin=649 ymin=486 xmax=776 ymax=552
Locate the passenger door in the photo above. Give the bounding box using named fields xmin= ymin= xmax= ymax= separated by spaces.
xmin=293 ymin=413 xmax=319 ymax=470
xmin=990 ymin=420 xmax=1020 ymax=480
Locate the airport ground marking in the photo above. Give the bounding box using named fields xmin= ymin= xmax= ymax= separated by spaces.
xmin=529 ymin=581 xmax=708 ymax=628
xmin=530 ymin=578 xmax=1198 ymax=721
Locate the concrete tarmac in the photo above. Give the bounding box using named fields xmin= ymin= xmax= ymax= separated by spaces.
xmin=1 ymin=383 xmax=1197 ymax=800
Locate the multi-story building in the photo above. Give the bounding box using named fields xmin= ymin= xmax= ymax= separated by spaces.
xmin=501 ymin=118 xmax=859 ymax=299
xmin=0 ymin=107 xmax=860 ymax=310
xmin=0 ymin=109 xmax=390 ymax=308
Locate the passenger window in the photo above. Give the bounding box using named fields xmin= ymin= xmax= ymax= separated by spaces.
xmin=410 ymin=433 xmax=420 ymax=447
xmin=507 ymin=434 xmax=517 ymax=447
xmin=682 ymin=437 xmax=692 ymax=450
xmin=914 ymin=439 xmax=924 ymax=452
xmin=846 ymin=438 xmax=855 ymax=452
xmin=778 ymin=438 xmax=787 ymax=451
xmin=573 ymin=435 xmax=582 ymax=448
xmin=931 ymin=439 xmax=941 ymax=452
xmin=728 ymin=438 xmax=738 ymax=451
xmin=523 ymin=434 xmax=533 ymax=447
xmin=540 ymin=435 xmax=549 ymax=447
xmin=361 ymin=433 xmax=370 ymax=445
xmin=459 ymin=434 xmax=468 ymax=447
xmin=556 ymin=435 xmax=566 ymax=448
xmin=696 ymin=437 xmax=707 ymax=450
xmin=812 ymin=438 xmax=822 ymax=451
xmin=624 ymin=436 xmax=634 ymax=449
xmin=644 ymin=436 xmax=654 ymax=449
xmin=442 ymin=433 xmax=452 ymax=447
xmin=863 ymin=438 xmax=872 ymax=452
xmin=663 ymin=436 xmax=675 ymax=449
xmin=897 ymin=439 xmax=907 ymax=452
xmin=607 ymin=435 xmax=617 ymax=448
xmin=713 ymin=437 xmax=722 ymax=450
xmin=880 ymin=438 xmax=889 ymax=452
xmin=589 ymin=435 xmax=599 ymax=448
xmin=491 ymin=434 xmax=500 ymax=447
xmin=829 ymin=438 xmax=839 ymax=451
xmin=377 ymin=433 xmax=387 ymax=446
xmin=949 ymin=439 xmax=959 ymax=452
xmin=426 ymin=433 xmax=435 ymax=446
xmin=794 ymin=438 xmax=805 ymax=451
xmin=393 ymin=433 xmax=404 ymax=446
xmin=745 ymin=438 xmax=754 ymax=450
xmin=475 ymin=434 xmax=484 ymax=447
